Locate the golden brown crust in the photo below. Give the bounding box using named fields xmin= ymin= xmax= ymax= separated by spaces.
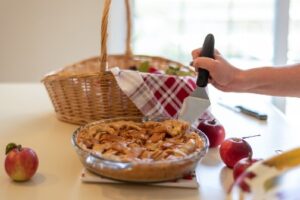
xmin=77 ymin=119 xmax=204 ymax=162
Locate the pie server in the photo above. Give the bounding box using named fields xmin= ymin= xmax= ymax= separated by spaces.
xmin=178 ymin=33 xmax=215 ymax=124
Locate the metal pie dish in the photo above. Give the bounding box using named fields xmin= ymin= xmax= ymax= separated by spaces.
xmin=72 ymin=116 xmax=209 ymax=183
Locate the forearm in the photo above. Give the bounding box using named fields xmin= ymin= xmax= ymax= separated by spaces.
xmin=191 ymin=49 xmax=300 ymax=97
xmin=235 ymin=64 xmax=300 ymax=97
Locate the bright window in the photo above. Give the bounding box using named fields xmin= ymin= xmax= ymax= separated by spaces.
xmin=132 ymin=0 xmax=299 ymax=123
xmin=133 ymin=0 xmax=274 ymax=66
xmin=288 ymin=0 xmax=300 ymax=63
xmin=286 ymin=0 xmax=300 ymax=128
xmin=133 ymin=0 xmax=274 ymax=108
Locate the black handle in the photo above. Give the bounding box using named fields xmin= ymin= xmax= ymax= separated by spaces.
xmin=196 ymin=33 xmax=215 ymax=87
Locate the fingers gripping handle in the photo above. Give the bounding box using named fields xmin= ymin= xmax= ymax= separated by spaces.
xmin=196 ymin=34 xmax=215 ymax=87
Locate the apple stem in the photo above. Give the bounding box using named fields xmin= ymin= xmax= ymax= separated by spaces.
xmin=275 ymin=150 xmax=283 ymax=155
xmin=209 ymin=119 xmax=217 ymax=125
xmin=247 ymin=152 xmax=253 ymax=160
xmin=16 ymin=144 xmax=22 ymax=151
xmin=242 ymin=134 xmax=261 ymax=140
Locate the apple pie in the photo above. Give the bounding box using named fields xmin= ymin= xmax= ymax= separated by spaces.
xmin=73 ymin=118 xmax=208 ymax=182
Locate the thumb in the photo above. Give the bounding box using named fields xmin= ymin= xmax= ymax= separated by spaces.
xmin=193 ymin=57 xmax=217 ymax=71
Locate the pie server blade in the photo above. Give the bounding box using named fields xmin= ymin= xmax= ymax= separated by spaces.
xmin=178 ymin=33 xmax=215 ymax=124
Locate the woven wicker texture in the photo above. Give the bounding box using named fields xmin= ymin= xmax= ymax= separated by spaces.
xmin=42 ymin=0 xmax=185 ymax=125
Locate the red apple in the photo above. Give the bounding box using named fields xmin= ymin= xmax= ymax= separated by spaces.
xmin=148 ymin=66 xmax=158 ymax=73
xmin=219 ymin=137 xmax=253 ymax=168
xmin=233 ymin=156 xmax=261 ymax=180
xmin=197 ymin=119 xmax=225 ymax=148
xmin=4 ymin=143 xmax=39 ymax=181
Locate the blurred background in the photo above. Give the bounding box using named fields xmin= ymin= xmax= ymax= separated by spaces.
xmin=0 ymin=0 xmax=299 ymax=126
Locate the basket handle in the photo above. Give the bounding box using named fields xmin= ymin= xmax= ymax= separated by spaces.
xmin=99 ymin=0 xmax=111 ymax=72
xmin=124 ymin=0 xmax=133 ymax=57
xmin=99 ymin=0 xmax=133 ymax=72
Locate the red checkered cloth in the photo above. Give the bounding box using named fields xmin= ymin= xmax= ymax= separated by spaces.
xmin=142 ymin=73 xmax=196 ymax=117
xmin=110 ymin=67 xmax=213 ymax=121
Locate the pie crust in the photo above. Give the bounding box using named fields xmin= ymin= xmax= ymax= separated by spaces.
xmin=74 ymin=119 xmax=207 ymax=182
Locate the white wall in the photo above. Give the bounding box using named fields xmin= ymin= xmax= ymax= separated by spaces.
xmin=0 ymin=0 xmax=126 ymax=82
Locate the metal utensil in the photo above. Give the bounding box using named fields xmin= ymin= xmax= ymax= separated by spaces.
xmin=178 ymin=34 xmax=215 ymax=124
xmin=218 ymin=101 xmax=268 ymax=121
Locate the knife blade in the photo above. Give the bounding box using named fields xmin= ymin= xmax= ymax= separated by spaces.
xmin=178 ymin=34 xmax=214 ymax=124
xmin=218 ymin=101 xmax=268 ymax=121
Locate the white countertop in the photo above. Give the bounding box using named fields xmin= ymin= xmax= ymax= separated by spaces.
xmin=0 ymin=83 xmax=299 ymax=200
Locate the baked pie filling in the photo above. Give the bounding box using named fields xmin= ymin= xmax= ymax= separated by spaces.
xmin=75 ymin=119 xmax=206 ymax=182
xmin=77 ymin=119 xmax=204 ymax=162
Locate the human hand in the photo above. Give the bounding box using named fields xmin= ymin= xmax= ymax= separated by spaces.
xmin=191 ymin=48 xmax=243 ymax=92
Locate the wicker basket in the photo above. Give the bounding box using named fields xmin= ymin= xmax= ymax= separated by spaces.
xmin=42 ymin=0 xmax=185 ymax=125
